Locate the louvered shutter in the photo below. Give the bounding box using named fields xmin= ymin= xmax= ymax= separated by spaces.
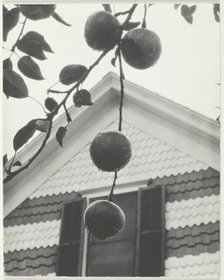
xmin=136 ymin=185 xmax=165 ymax=276
xmin=57 ymin=198 xmax=86 ymax=276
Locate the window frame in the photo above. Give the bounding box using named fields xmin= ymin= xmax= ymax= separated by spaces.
xmin=57 ymin=184 xmax=165 ymax=277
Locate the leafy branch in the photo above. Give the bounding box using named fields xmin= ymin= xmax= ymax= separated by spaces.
xmin=3 ymin=3 xmax=219 ymax=185
xmin=3 ymin=4 xmax=138 ymax=183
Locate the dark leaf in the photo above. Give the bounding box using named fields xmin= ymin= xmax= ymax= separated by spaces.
xmin=102 ymin=4 xmax=112 ymax=13
xmin=181 ymin=5 xmax=196 ymax=24
xmin=47 ymin=89 xmax=65 ymax=94
xmin=45 ymin=97 xmax=58 ymax=112
xmin=13 ymin=120 xmax=37 ymax=151
xmin=3 ymin=154 xmax=8 ymax=166
xmin=64 ymin=105 xmax=72 ymax=123
xmin=59 ymin=64 xmax=87 ymax=85
xmin=52 ymin=12 xmax=71 ymax=26
xmin=56 ymin=126 xmax=67 ymax=147
xmin=174 ymin=4 xmax=181 ymax=10
xmin=73 ymin=89 xmax=93 ymax=107
xmin=42 ymin=39 xmax=54 ymax=53
xmin=123 ymin=21 xmax=140 ymax=31
xmin=111 ymin=47 xmax=119 ymax=66
xmin=3 ymin=7 xmax=20 ymax=41
xmin=111 ymin=57 xmax=116 ymax=67
xmin=3 ymin=69 xmax=29 ymax=99
xmin=213 ymin=4 xmax=220 ymax=22
xmin=17 ymin=31 xmax=53 ymax=60
xmin=18 ymin=56 xmax=44 ymax=80
xmin=3 ymin=58 xmax=13 ymax=70
xmin=18 ymin=5 xmax=56 ymax=20
xmin=188 ymin=5 xmax=197 ymax=14
xmin=184 ymin=14 xmax=193 ymax=24
xmin=35 ymin=119 xmax=50 ymax=132
xmin=13 ymin=161 xmax=22 ymax=167
xmin=3 ymin=6 xmax=9 ymax=18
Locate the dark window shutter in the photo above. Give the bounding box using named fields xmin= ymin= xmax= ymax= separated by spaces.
xmin=136 ymin=185 xmax=165 ymax=276
xmin=57 ymin=198 xmax=86 ymax=276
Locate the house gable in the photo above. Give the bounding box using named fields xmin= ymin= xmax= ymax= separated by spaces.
xmin=4 ymin=72 xmax=220 ymax=216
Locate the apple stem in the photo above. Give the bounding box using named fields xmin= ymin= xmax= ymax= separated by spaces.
xmin=117 ymin=45 xmax=125 ymax=132
xmin=142 ymin=4 xmax=147 ymax=28
xmin=108 ymin=171 xmax=118 ymax=202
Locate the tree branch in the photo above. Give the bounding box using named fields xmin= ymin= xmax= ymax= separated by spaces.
xmin=4 ymin=4 xmax=139 ymax=183
xmin=3 ymin=49 xmax=110 ymax=183
xmin=121 ymin=4 xmax=138 ymax=30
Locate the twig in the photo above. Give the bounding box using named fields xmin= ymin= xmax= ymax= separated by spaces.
xmin=11 ymin=18 xmax=27 ymax=53
xmin=121 ymin=4 xmax=138 ymax=30
xmin=3 ymin=46 xmax=20 ymax=59
xmin=47 ymin=80 xmax=60 ymax=93
xmin=107 ymin=171 xmax=118 ymax=202
xmin=115 ymin=10 xmax=131 ymax=17
xmin=29 ymin=96 xmax=48 ymax=115
xmin=47 ymin=89 xmax=67 ymax=94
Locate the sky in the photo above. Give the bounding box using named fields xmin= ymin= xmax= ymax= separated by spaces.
xmin=2 ymin=3 xmax=220 ymax=157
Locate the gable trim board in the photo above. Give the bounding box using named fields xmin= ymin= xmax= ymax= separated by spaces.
xmin=3 ymin=72 xmax=220 ymax=217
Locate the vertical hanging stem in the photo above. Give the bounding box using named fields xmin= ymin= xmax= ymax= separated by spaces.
xmin=107 ymin=171 xmax=118 ymax=202
xmin=118 ymin=46 xmax=125 ymax=132
xmin=142 ymin=4 xmax=147 ymax=28
xmin=107 ymin=47 xmax=125 ymax=201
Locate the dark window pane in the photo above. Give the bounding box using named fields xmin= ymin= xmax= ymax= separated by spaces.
xmin=87 ymin=240 xmax=135 ymax=276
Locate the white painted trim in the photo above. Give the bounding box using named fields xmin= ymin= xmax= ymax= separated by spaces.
xmin=81 ymin=197 xmax=90 ymax=277
xmin=3 ymin=72 xmax=220 ymax=217
xmin=80 ymin=179 xmax=147 ymax=200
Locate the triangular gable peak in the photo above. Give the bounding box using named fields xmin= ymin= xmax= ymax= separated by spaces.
xmin=4 ymin=72 xmax=220 ymax=216
xmin=29 ymin=118 xmax=208 ymax=200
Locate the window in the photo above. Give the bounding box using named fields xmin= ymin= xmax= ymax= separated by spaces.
xmin=57 ymin=186 xmax=165 ymax=276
